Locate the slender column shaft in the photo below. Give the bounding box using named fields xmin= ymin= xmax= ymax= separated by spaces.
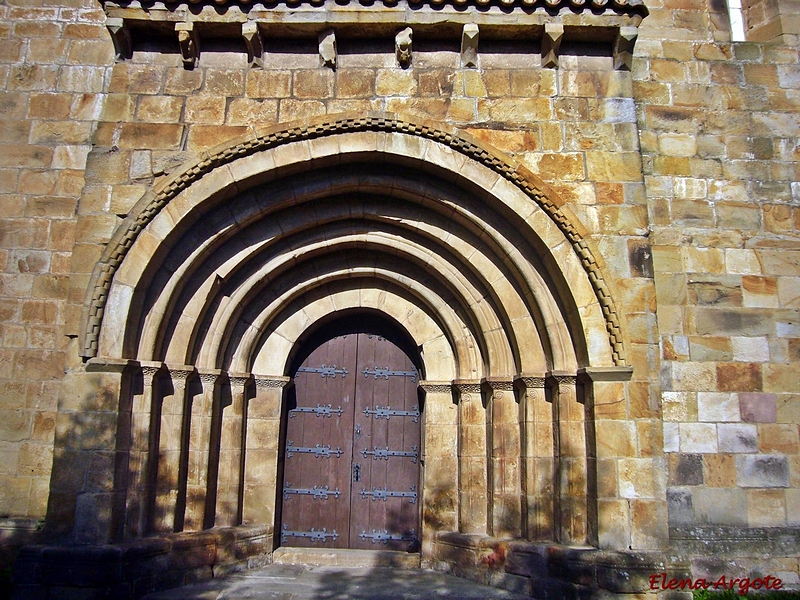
xmin=184 ymin=369 xmax=220 ymax=531
xmin=153 ymin=367 xmax=192 ymax=533
xmin=216 ymin=373 xmax=249 ymax=527
xmin=485 ymin=379 xmax=520 ymax=538
xmin=517 ymin=375 xmax=553 ymax=541
xmin=125 ymin=362 xmax=161 ymax=538
xmin=551 ymin=373 xmax=588 ymax=544
xmin=455 ymin=381 xmax=487 ymax=535
xmin=419 ymin=381 xmax=458 ymax=558
xmin=243 ymin=375 xmax=289 ymax=526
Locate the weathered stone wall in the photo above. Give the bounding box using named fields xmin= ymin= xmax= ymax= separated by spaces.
xmin=0 ymin=0 xmax=112 ymax=531
xmin=636 ymin=0 xmax=800 ymax=583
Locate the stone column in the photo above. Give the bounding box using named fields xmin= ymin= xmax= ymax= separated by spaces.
xmin=125 ymin=361 xmax=162 ymax=538
xmin=484 ymin=379 xmax=520 ymax=538
xmin=184 ymin=369 xmax=220 ymax=531
xmin=549 ymin=372 xmax=588 ymax=545
xmin=153 ymin=366 xmax=192 ymax=533
xmin=516 ymin=375 xmax=553 ymax=541
xmin=243 ymin=375 xmax=290 ymax=526
xmin=454 ymin=380 xmax=487 ymax=535
xmin=419 ymin=381 xmax=458 ymax=559
xmin=215 ymin=373 xmax=250 ymax=527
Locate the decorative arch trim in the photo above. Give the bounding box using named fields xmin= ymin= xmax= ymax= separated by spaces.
xmin=81 ymin=112 xmax=626 ymax=366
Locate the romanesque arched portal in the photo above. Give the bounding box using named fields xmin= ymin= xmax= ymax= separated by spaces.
xmin=61 ymin=114 xmax=633 ymax=560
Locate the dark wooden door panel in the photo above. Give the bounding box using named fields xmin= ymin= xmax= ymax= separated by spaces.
xmin=351 ymin=335 xmax=420 ymax=551
xmin=281 ymin=335 xmax=356 ymax=548
xmin=281 ymin=332 xmax=420 ymax=551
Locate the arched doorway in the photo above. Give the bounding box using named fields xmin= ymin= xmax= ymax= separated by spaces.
xmin=279 ymin=317 xmax=422 ymax=550
xmin=64 ymin=115 xmax=638 ymax=557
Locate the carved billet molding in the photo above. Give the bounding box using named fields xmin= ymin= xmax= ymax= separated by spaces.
xmin=80 ymin=114 xmax=627 ymax=367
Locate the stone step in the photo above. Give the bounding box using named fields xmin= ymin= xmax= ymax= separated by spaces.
xmin=272 ymin=547 xmax=421 ymax=569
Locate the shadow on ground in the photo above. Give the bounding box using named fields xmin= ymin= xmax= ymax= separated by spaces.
xmin=143 ymin=563 xmax=530 ymax=600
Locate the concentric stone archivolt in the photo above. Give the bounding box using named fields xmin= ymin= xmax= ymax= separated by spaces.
xmin=82 ymin=113 xmax=626 ymax=367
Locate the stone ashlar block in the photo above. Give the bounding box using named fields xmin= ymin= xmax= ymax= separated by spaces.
xmin=693 ymin=487 xmax=748 ymax=525
xmin=703 ymin=453 xmax=737 ymax=487
xmin=669 ymin=453 xmax=704 ymax=486
xmin=717 ymin=423 xmax=759 ymax=453
xmin=717 ymin=363 xmax=763 ymax=393
xmin=698 ymin=392 xmax=740 ymax=422
xmin=736 ymin=454 xmax=790 ymax=488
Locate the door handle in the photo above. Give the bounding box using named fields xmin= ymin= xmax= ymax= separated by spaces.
xmin=353 ymin=463 xmax=361 ymax=482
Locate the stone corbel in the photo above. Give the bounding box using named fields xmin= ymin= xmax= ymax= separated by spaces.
xmin=106 ymin=17 xmax=131 ymax=61
xmin=319 ymin=28 xmax=337 ymax=69
xmin=542 ymin=23 xmax=564 ymax=69
xmin=176 ymin=22 xmax=199 ymax=70
xmin=613 ymin=26 xmax=638 ymax=71
xmin=461 ymin=24 xmax=479 ymax=68
xmin=396 ymin=27 xmax=413 ymax=69
xmin=242 ymin=22 xmax=264 ymax=69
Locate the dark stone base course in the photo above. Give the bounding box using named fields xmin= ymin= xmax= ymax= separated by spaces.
xmin=670 ymin=526 xmax=800 ymax=557
xmin=11 ymin=525 xmax=272 ymax=600
xmin=432 ymin=532 xmax=692 ymax=600
xmin=432 ymin=528 xmax=800 ymax=599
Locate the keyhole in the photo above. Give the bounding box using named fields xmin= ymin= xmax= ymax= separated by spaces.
xmin=353 ymin=463 xmax=361 ymax=482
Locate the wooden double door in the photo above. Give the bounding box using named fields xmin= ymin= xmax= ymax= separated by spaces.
xmin=280 ymin=333 xmax=421 ymax=550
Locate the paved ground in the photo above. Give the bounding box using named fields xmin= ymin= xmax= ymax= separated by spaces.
xmin=143 ymin=564 xmax=531 ymax=600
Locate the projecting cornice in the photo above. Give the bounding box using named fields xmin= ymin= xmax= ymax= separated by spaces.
xmin=104 ymin=0 xmax=646 ymax=69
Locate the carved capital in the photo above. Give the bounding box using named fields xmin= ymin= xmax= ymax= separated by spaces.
xmin=419 ymin=380 xmax=451 ymax=394
xmin=228 ymin=373 xmax=250 ymax=391
xmin=138 ymin=361 xmax=161 ymax=384
xmin=483 ymin=378 xmax=513 ymax=401
xmin=454 ymin=380 xmax=482 ymax=403
xmin=167 ymin=366 xmax=193 ymax=391
xmin=254 ymin=375 xmax=290 ymax=389
xmin=516 ymin=375 xmax=546 ymax=401
xmin=197 ymin=369 xmax=221 ymax=390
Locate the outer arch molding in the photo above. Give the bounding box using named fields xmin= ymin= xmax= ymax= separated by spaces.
xmin=80 ymin=111 xmax=627 ymax=366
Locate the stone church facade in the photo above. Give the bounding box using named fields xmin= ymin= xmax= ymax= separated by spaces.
xmin=0 ymin=0 xmax=798 ymax=594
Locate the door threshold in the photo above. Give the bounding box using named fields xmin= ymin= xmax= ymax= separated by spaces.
xmin=272 ymin=547 xmax=421 ymax=569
